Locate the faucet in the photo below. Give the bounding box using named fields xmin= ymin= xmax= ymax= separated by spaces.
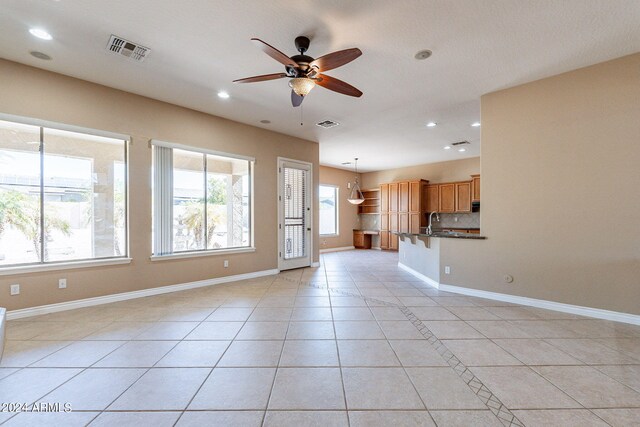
xmin=427 ymin=212 xmax=440 ymax=235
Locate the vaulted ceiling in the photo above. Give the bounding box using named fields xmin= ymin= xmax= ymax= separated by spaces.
xmin=2 ymin=0 xmax=639 ymax=171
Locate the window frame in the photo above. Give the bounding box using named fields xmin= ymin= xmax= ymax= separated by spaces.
xmin=0 ymin=113 xmax=130 ymax=275
xmin=150 ymin=139 xmax=255 ymax=260
xmin=319 ymin=184 xmax=339 ymax=237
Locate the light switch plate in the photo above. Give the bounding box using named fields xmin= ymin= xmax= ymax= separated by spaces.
xmin=59 ymin=278 xmax=67 ymax=289
xmin=444 ymin=266 xmax=451 ymax=274
xmin=10 ymin=284 xmax=20 ymax=296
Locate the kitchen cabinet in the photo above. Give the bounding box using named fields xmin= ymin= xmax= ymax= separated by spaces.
xmin=409 ymin=181 xmax=422 ymax=212
xmin=380 ymin=231 xmax=389 ymax=249
xmin=380 ymin=184 xmax=389 ymax=212
xmin=409 ymin=213 xmax=421 ymax=234
xmin=439 ymin=184 xmax=456 ymax=213
xmin=389 ymin=182 xmax=399 ymax=212
xmin=389 ymin=213 xmax=399 ymax=232
xmin=399 ymin=213 xmax=409 ymax=233
xmin=353 ymin=230 xmax=372 ymax=249
xmin=399 ymin=182 xmax=409 ymax=212
xmin=471 ymin=174 xmax=480 ymax=202
xmin=455 ymin=182 xmax=471 ymax=213
xmin=380 ymin=179 xmax=429 ymax=250
xmin=425 ymin=185 xmax=439 ymax=213
xmin=389 ymin=233 xmax=398 ymax=250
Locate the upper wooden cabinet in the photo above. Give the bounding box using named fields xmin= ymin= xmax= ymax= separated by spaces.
xmin=455 ymin=182 xmax=471 ymax=213
xmin=389 ymin=182 xmax=399 ymax=212
xmin=423 ymin=175 xmax=480 ymax=213
xmin=438 ymin=184 xmax=456 ymax=213
xmin=471 ymin=174 xmax=480 ymax=202
xmin=425 ymin=185 xmax=439 ymax=213
xmin=398 ymin=181 xmax=409 ymax=212
xmin=409 ymin=181 xmax=422 ymax=212
xmin=380 ymin=183 xmax=389 ymax=212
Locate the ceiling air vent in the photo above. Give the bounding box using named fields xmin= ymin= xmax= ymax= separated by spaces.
xmin=106 ymin=35 xmax=150 ymax=62
xmin=316 ymin=120 xmax=340 ymax=129
xmin=452 ymin=140 xmax=470 ymax=146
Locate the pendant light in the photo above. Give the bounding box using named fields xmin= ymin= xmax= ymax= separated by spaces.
xmin=347 ymin=158 xmax=365 ymax=205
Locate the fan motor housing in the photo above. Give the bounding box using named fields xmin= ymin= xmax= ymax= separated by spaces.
xmin=295 ymin=36 xmax=311 ymax=54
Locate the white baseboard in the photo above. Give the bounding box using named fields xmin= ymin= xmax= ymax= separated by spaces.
xmin=310 ymin=262 xmax=321 ymax=267
xmin=398 ymin=262 xmax=440 ymax=289
xmin=6 ymin=269 xmax=279 ymax=320
xmin=398 ymin=262 xmax=640 ymax=326
xmin=320 ymin=246 xmax=355 ymax=253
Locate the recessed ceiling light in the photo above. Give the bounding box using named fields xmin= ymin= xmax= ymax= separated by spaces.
xmin=30 ymin=51 xmax=52 ymax=60
xmin=458 ymin=148 xmax=466 ymax=152
xmin=426 ymin=122 xmax=437 ymax=127
xmin=260 ymin=119 xmax=271 ymax=124
xmin=414 ymin=49 xmax=432 ymax=60
xmin=217 ymin=91 xmax=230 ymax=99
xmin=471 ymin=122 xmax=481 ymax=127
xmin=443 ymin=146 xmax=451 ymax=150
xmin=29 ymin=28 xmax=52 ymax=40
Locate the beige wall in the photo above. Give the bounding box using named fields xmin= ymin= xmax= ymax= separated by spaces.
xmin=318 ymin=166 xmax=360 ymax=250
xmin=0 ymin=59 xmax=319 ymax=311
xmin=361 ymin=157 xmax=480 ymax=188
xmin=441 ymin=53 xmax=640 ymax=315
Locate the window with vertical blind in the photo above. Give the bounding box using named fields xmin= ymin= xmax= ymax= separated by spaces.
xmin=319 ymin=184 xmax=338 ymax=236
xmin=151 ymin=140 xmax=254 ymax=257
xmin=0 ymin=117 xmax=128 ymax=269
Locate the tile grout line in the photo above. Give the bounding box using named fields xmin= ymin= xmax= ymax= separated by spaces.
xmin=285 ymin=273 xmax=525 ymax=427
xmin=345 ymin=266 xmax=437 ymax=426
xmin=259 ymin=273 xmax=296 ymax=427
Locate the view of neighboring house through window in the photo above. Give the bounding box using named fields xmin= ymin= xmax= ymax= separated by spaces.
xmin=0 ymin=119 xmax=127 ymax=267
xmin=153 ymin=143 xmax=252 ymax=256
xmin=319 ymin=184 xmax=338 ymax=235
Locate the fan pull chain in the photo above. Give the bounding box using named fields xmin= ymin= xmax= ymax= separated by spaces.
xmin=300 ymin=104 xmax=303 ymax=126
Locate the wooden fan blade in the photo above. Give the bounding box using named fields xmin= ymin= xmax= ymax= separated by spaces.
xmin=291 ymin=90 xmax=304 ymax=107
xmin=233 ymin=73 xmax=288 ymax=83
xmin=251 ymin=38 xmax=297 ymax=67
xmin=315 ymin=74 xmax=363 ymax=97
xmin=310 ymin=48 xmax=362 ymax=72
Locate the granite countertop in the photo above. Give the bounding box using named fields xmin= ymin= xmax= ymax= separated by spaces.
xmin=393 ymin=231 xmax=486 ymax=240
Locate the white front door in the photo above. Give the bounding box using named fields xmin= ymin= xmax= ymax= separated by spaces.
xmin=278 ymin=158 xmax=312 ymax=270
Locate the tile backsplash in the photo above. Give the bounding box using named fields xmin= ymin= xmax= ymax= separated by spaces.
xmin=358 ymin=212 xmax=480 ymax=231
xmin=359 ymin=214 xmax=380 ymax=231
xmin=433 ymin=212 xmax=480 ymax=229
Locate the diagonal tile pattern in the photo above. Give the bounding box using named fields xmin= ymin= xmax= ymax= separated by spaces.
xmin=1 ymin=249 xmax=639 ymax=426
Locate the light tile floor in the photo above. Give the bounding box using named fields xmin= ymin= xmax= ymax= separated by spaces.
xmin=1 ymin=250 xmax=640 ymax=426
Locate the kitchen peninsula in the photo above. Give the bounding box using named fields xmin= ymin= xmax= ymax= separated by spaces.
xmin=394 ymin=229 xmax=485 ymax=288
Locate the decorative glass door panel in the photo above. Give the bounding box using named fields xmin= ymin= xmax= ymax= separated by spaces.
xmin=279 ymin=159 xmax=311 ymax=270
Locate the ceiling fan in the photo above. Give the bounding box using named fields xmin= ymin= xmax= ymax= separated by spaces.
xmin=233 ymin=36 xmax=363 ymax=107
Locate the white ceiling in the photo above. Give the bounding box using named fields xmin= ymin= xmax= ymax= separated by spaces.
xmin=1 ymin=0 xmax=639 ymax=172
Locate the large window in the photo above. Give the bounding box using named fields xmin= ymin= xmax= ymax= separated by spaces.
xmin=319 ymin=184 xmax=338 ymax=236
xmin=0 ymin=119 xmax=128 ymax=267
xmin=152 ymin=142 xmax=252 ymax=256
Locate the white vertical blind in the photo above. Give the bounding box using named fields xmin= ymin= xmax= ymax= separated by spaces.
xmin=153 ymin=146 xmax=173 ymax=255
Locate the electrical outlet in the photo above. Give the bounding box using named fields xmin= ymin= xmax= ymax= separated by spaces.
xmin=59 ymin=278 xmax=67 ymax=289
xmin=10 ymin=284 xmax=20 ymax=296
xmin=444 ymin=266 xmax=451 ymax=274
xmin=223 ymin=260 xmax=229 ymax=268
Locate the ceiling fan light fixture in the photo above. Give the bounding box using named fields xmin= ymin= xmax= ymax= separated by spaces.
xmin=289 ymin=77 xmax=316 ymax=96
